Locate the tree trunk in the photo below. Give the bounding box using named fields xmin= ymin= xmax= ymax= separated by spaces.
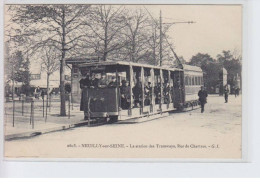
xmin=103 ymin=24 xmax=108 ymax=61
xmin=46 ymin=73 xmax=49 ymax=107
xmin=60 ymin=8 xmax=66 ymax=116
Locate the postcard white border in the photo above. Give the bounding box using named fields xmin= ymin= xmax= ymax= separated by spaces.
xmin=1 ymin=0 xmax=260 ymax=178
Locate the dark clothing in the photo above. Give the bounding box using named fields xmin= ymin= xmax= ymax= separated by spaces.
xmin=133 ymin=82 xmax=142 ymax=107
xmin=41 ymin=90 xmax=45 ymax=100
xmin=154 ymin=86 xmax=161 ymax=104
xmin=108 ymin=81 xmax=117 ymax=87
xmin=163 ymin=85 xmax=170 ymax=104
xmin=80 ymin=78 xmax=90 ymax=111
xmin=90 ymin=78 xmax=99 ymax=88
xmin=80 ymin=78 xmax=90 ymax=89
xmin=201 ymin=102 xmax=205 ymax=113
xmin=144 ymin=86 xmax=152 ymax=105
xmin=198 ymin=90 xmax=208 ymax=104
xmin=224 ymin=88 xmax=229 ymax=103
xmin=198 ymin=89 xmax=208 ymax=113
xmin=235 ymin=88 xmax=239 ymax=97
xmin=120 ymin=85 xmax=131 ymax=109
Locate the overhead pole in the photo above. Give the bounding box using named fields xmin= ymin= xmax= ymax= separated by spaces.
xmin=143 ymin=6 xmax=195 ymax=68
xmin=159 ymin=10 xmax=163 ymax=66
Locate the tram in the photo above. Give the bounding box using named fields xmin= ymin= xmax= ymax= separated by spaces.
xmin=66 ymin=59 xmax=203 ymax=122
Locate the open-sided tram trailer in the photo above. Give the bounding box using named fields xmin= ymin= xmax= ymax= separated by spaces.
xmin=66 ymin=60 xmax=204 ymax=122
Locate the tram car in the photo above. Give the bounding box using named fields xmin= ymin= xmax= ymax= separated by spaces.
xmin=182 ymin=64 xmax=204 ymax=109
xmin=66 ymin=60 xmax=204 ymax=122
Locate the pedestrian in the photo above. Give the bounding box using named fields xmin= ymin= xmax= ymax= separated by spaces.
xmin=41 ymin=89 xmax=45 ymax=100
xmin=224 ymin=85 xmax=229 ymax=103
xmin=235 ymin=87 xmax=240 ymax=97
xmin=198 ymin=86 xmax=208 ymax=113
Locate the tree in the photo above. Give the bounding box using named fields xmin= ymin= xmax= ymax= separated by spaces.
xmin=217 ymin=50 xmax=242 ymax=88
xmin=40 ymin=46 xmax=60 ymax=106
xmin=84 ymin=5 xmax=128 ymax=61
xmin=8 ymin=5 xmax=91 ymax=116
xmin=8 ymin=50 xmax=31 ymax=96
xmin=122 ymin=9 xmax=151 ymax=62
xmin=189 ymin=53 xmax=215 ymax=70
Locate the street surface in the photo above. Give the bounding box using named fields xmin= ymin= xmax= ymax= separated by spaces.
xmin=4 ymin=95 xmax=242 ymax=159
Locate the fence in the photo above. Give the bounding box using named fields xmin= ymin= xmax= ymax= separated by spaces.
xmin=5 ymin=94 xmax=75 ymax=129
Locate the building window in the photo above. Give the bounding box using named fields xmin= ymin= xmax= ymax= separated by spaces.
xmin=185 ymin=76 xmax=189 ymax=85
xmin=30 ymin=74 xmax=41 ymax=80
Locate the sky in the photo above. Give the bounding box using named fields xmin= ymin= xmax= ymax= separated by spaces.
xmin=5 ymin=4 xmax=242 ymax=63
xmin=143 ymin=4 xmax=242 ymax=61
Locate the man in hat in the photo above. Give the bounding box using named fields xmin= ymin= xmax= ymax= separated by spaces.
xmin=224 ymin=85 xmax=229 ymax=103
xmin=198 ymin=86 xmax=208 ymax=113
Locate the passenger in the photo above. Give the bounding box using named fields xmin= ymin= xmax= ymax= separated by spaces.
xmin=108 ymin=76 xmax=117 ymax=87
xmin=198 ymin=86 xmax=208 ymax=113
xmin=89 ymin=73 xmax=99 ymax=88
xmin=144 ymin=82 xmax=152 ymax=105
xmin=132 ymin=80 xmax=142 ymax=107
xmin=154 ymin=84 xmax=161 ymax=104
xmin=98 ymin=73 xmax=108 ymax=88
xmin=120 ymin=80 xmax=131 ymax=109
xmin=79 ymin=73 xmax=90 ymax=111
xmin=224 ymin=85 xmax=229 ymax=103
xmin=163 ymin=82 xmax=170 ymax=104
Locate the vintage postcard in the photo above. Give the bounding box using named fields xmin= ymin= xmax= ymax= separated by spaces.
xmin=3 ymin=3 xmax=243 ymax=160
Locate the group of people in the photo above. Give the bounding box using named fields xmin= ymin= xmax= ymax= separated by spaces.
xmin=79 ymin=73 xmax=118 ymax=89
xmin=79 ymin=72 xmax=173 ymax=111
xmin=132 ymin=80 xmax=172 ymax=108
xmin=198 ymin=85 xmax=240 ymax=113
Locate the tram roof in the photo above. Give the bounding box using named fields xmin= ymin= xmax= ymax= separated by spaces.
xmin=66 ymin=59 xmax=183 ymax=72
xmin=182 ymin=64 xmax=203 ymax=72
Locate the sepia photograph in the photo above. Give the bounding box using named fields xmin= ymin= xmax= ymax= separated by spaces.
xmin=3 ymin=3 xmax=243 ymax=159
